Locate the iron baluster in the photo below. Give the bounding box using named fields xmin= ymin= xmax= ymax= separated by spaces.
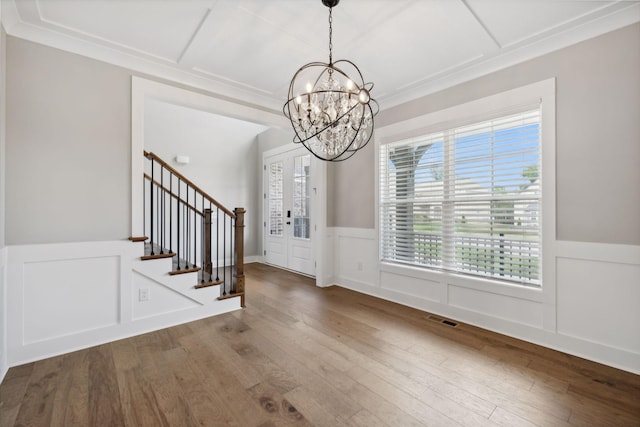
xmin=142 ymin=175 xmax=146 ymax=241
xmin=216 ymin=207 xmax=220 ymax=282
xmin=186 ymin=185 xmax=190 ymax=267
xmin=193 ymin=188 xmax=198 ymax=268
xmin=176 ymin=178 xmax=181 ymax=270
xmin=150 ymin=158 xmax=155 ymax=255
xmin=222 ymin=212 xmax=226 ymax=296
xmin=169 ymin=174 xmax=172 ymax=254
xmin=158 ymin=165 xmax=164 ymax=254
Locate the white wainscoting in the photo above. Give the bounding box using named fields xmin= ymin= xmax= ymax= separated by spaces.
xmin=0 ymin=247 xmax=8 ymax=384
xmin=5 ymin=240 xmax=241 ymax=367
xmin=331 ymin=227 xmax=640 ymax=374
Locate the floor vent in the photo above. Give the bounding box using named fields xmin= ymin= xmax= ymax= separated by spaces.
xmin=427 ymin=315 xmax=458 ymax=328
xmin=442 ymin=319 xmax=458 ymax=327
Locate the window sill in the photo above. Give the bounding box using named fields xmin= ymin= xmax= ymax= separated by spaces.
xmin=379 ymin=261 xmax=544 ymax=303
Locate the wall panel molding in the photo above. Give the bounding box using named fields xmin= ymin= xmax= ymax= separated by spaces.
xmin=0 ymin=247 xmax=8 ymax=384
xmin=5 ymin=240 xmax=241 ymax=366
xmin=330 ymin=227 xmax=640 ymax=374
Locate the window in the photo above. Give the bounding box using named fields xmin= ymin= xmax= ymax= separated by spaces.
xmin=268 ymin=161 xmax=284 ymax=236
xmin=380 ymin=108 xmax=542 ymax=286
xmin=293 ymin=154 xmax=311 ymax=239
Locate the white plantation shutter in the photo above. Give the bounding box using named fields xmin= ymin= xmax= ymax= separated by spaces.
xmin=380 ymin=108 xmax=542 ymax=286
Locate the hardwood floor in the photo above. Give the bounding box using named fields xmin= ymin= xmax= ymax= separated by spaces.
xmin=1 ymin=263 xmax=639 ymax=426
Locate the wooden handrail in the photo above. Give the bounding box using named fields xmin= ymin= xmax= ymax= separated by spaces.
xmin=144 ymin=151 xmax=235 ymax=218
xmin=144 ymin=173 xmax=204 ymax=217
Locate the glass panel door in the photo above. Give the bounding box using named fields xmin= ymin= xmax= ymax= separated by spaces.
xmin=293 ymin=154 xmax=311 ymax=239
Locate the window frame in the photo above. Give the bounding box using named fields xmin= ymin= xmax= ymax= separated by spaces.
xmin=375 ymin=79 xmax=556 ymax=308
xmin=380 ymin=108 xmax=542 ymax=286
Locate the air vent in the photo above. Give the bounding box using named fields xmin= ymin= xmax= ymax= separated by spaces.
xmin=427 ymin=315 xmax=458 ymax=328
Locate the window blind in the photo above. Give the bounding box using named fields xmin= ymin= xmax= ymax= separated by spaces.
xmin=380 ymin=108 xmax=541 ymax=286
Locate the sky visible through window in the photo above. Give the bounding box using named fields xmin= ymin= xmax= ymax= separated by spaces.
xmin=397 ymin=123 xmax=540 ymax=191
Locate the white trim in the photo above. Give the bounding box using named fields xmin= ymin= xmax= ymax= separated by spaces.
xmin=330 ymin=226 xmax=640 ymax=374
xmin=375 ymin=78 xmax=556 ymax=311
xmin=1 ymin=0 xmax=285 ymax=112
xmin=0 ymin=247 xmax=7 ymax=384
xmin=556 ymin=240 xmax=640 ymax=265
xmin=261 ymin=143 xmax=328 ymax=287
xmin=379 ymin=3 xmax=640 ymax=108
xmin=5 ymin=240 xmax=242 ymax=366
xmin=377 ymin=79 xmax=556 ymax=142
xmin=245 ymin=255 xmax=262 ymax=264
xmin=2 ymin=0 xmax=637 ymax=111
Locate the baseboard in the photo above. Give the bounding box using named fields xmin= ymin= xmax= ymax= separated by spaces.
xmin=10 ymin=296 xmax=241 ymax=367
xmin=245 ymin=255 xmax=262 ymax=264
xmin=335 ymin=275 xmax=640 ymax=375
xmin=0 ymin=365 xmax=7 ymax=385
xmin=330 ymin=228 xmax=640 ymax=374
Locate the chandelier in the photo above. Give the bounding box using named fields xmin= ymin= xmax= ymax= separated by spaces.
xmin=284 ymin=0 xmax=378 ymax=162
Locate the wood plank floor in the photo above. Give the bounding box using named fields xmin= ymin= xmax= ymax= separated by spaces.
xmin=1 ymin=263 xmax=639 ymax=426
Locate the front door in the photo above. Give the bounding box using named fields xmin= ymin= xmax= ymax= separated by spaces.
xmin=264 ymin=147 xmax=315 ymax=276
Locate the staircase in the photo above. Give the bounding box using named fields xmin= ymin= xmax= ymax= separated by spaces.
xmin=130 ymin=151 xmax=245 ymax=307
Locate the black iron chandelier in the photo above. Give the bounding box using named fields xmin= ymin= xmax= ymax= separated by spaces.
xmin=283 ymin=0 xmax=379 ymax=162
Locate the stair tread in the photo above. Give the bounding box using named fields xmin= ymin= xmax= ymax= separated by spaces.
xmin=169 ymin=266 xmax=200 ymax=275
xmin=141 ymin=242 xmax=236 ymax=298
xmin=217 ymin=291 xmax=244 ymax=301
xmin=141 ymin=252 xmax=175 ymax=260
xmin=194 ymin=279 xmax=224 ymax=289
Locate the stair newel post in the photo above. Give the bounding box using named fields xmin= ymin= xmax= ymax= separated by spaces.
xmin=150 ymin=157 xmax=155 ymax=255
xmin=230 ymin=213 xmax=234 ymax=291
xmin=234 ymin=207 xmax=246 ymax=307
xmin=200 ymin=211 xmax=203 ymax=282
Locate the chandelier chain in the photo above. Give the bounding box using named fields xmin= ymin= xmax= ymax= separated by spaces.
xmin=328 ymin=7 xmax=333 ymax=65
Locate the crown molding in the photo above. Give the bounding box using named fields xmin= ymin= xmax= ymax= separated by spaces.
xmin=2 ymin=0 xmax=639 ymax=112
xmin=0 ymin=0 xmax=285 ymax=115
xmin=378 ymin=2 xmax=640 ymax=109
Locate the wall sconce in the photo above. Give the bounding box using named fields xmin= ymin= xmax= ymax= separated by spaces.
xmin=175 ymin=155 xmax=190 ymax=165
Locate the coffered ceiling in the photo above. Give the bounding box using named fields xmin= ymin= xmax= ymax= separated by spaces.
xmin=2 ymin=0 xmax=639 ymax=114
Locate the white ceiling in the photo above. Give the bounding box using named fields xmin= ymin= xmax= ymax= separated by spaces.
xmin=2 ymin=0 xmax=639 ymax=114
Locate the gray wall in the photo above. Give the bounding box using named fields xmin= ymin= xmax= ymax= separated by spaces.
xmin=331 ymin=23 xmax=640 ymax=246
xmin=6 ymin=22 xmax=639 ymax=246
xmin=0 ymin=26 xmax=6 ymax=248
xmin=6 ymin=36 xmax=131 ymax=244
xmin=145 ymin=99 xmax=267 ymax=257
xmin=0 ymin=24 xmax=6 ymax=379
xmin=327 ymin=140 xmax=375 ymax=228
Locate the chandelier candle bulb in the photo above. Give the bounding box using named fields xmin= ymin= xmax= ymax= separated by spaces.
xmin=283 ymin=0 xmax=378 ymax=162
